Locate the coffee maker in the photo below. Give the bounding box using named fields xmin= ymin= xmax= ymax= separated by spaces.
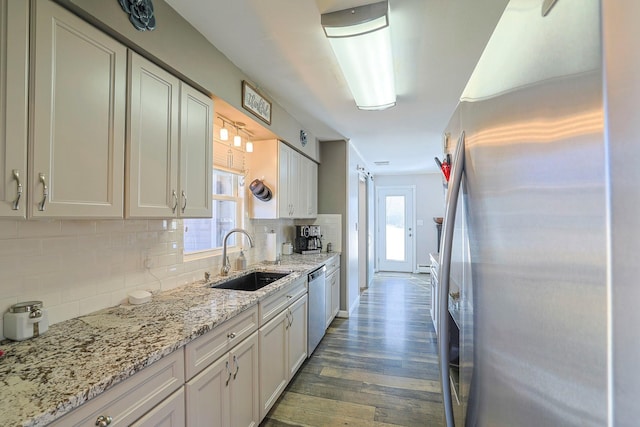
xmin=294 ymin=225 xmax=322 ymax=254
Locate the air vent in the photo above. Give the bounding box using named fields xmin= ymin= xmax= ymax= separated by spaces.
xmin=374 ymin=161 xmax=390 ymax=166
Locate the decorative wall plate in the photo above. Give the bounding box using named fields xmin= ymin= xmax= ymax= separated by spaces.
xmin=118 ymin=0 xmax=156 ymax=31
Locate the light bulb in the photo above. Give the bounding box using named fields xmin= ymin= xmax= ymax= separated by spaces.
xmin=234 ymin=135 xmax=242 ymax=147
xmin=246 ymin=141 xmax=254 ymax=152
xmin=220 ymin=127 xmax=228 ymax=141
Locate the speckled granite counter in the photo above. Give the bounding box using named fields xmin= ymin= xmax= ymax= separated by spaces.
xmin=0 ymin=253 xmax=338 ymax=427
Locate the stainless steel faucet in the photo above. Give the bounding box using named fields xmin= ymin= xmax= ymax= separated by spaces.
xmin=220 ymin=228 xmax=254 ymax=275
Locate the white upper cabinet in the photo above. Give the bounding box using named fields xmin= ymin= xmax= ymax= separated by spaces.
xmin=0 ymin=0 xmax=28 ymax=218
xmin=127 ymin=52 xmax=213 ymax=219
xmin=179 ymin=83 xmax=213 ymax=218
xmin=30 ymin=0 xmax=126 ymax=218
xmin=247 ymin=140 xmax=317 ymax=219
xmin=126 ymin=52 xmax=180 ymax=218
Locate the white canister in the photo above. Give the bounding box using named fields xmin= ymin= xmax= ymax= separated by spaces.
xmin=3 ymin=301 xmax=49 ymax=341
xmin=282 ymin=242 xmax=293 ymax=255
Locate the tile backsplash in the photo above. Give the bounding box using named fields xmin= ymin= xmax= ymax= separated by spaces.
xmin=0 ymin=216 xmax=300 ymax=340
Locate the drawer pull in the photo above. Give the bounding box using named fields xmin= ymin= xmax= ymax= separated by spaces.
xmin=227 ymin=332 xmax=236 ymax=339
xmin=95 ymin=415 xmax=112 ymax=426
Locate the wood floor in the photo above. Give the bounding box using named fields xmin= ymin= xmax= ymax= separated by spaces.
xmin=260 ymin=272 xmax=444 ymax=427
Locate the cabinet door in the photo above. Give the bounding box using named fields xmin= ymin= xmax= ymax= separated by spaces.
xmin=332 ymin=268 xmax=341 ymax=319
xmin=179 ymin=83 xmax=213 ymax=218
xmin=325 ymin=271 xmax=335 ymax=329
xmin=186 ymin=353 xmax=229 ymax=427
xmin=131 ymin=388 xmax=185 ymax=427
xmin=31 ymin=0 xmax=126 ymax=218
xmin=306 ymin=160 xmax=318 ymax=217
xmin=258 ymin=309 xmax=288 ymax=420
xmin=287 ymin=294 xmax=308 ymax=378
xmin=0 ymin=0 xmax=28 ymax=218
xmin=127 ymin=52 xmax=179 ymax=218
xmin=229 ymin=332 xmax=259 ymax=427
xmin=288 ymin=149 xmax=300 ymax=217
xmin=277 ymin=143 xmax=292 ymax=218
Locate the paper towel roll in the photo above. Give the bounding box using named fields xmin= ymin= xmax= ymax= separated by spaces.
xmin=265 ymin=232 xmax=277 ymax=262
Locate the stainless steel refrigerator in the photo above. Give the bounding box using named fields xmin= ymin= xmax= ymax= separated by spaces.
xmin=437 ymin=0 xmax=640 ymax=426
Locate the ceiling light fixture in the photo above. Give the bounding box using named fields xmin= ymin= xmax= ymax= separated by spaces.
xmin=219 ymin=117 xmax=229 ymax=141
xmin=321 ymin=1 xmax=396 ymax=111
xmin=234 ymin=122 xmax=244 ymax=147
xmin=242 ymin=128 xmax=254 ymax=153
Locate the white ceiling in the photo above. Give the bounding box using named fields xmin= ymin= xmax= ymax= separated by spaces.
xmin=165 ymin=0 xmax=509 ymax=175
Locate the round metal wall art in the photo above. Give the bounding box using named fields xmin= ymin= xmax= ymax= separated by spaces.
xmin=118 ymin=0 xmax=156 ymax=31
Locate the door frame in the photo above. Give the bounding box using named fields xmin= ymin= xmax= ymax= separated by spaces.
xmin=375 ymin=185 xmax=417 ymax=273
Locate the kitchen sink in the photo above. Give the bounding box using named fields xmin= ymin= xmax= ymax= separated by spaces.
xmin=211 ymin=271 xmax=291 ymax=291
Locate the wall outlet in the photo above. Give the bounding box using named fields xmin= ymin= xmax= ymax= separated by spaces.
xmin=144 ymin=256 xmax=154 ymax=269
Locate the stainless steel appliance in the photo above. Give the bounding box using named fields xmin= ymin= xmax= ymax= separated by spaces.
xmin=436 ymin=0 xmax=639 ymax=425
xmin=294 ymin=225 xmax=322 ymax=254
xmin=307 ymin=265 xmax=326 ymax=356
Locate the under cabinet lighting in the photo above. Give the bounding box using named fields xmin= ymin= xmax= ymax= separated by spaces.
xmin=321 ymin=1 xmax=396 ymax=110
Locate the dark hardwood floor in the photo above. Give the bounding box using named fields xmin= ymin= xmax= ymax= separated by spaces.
xmin=260 ymin=272 xmax=444 ymax=427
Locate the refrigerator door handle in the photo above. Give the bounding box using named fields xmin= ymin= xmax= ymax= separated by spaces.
xmin=438 ymin=131 xmax=465 ymax=427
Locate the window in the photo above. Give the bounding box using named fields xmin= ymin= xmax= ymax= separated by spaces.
xmin=183 ymin=169 xmax=245 ymax=257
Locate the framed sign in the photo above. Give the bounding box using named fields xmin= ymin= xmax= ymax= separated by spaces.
xmin=242 ymin=81 xmax=272 ymax=125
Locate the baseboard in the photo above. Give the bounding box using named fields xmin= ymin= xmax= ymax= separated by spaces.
xmin=336 ymin=310 xmax=349 ymax=318
xmin=417 ymin=264 xmax=430 ymax=273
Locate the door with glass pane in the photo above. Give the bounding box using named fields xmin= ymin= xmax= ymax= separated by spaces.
xmin=377 ymin=187 xmax=415 ymax=272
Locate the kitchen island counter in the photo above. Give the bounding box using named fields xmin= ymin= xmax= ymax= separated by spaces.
xmin=0 ymin=253 xmax=338 ymax=427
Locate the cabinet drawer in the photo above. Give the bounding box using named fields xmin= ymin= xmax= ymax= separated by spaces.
xmin=259 ymin=277 xmax=307 ymax=326
xmin=50 ymin=350 xmax=184 ymax=427
xmin=325 ymin=255 xmax=340 ymax=276
xmin=185 ymin=305 xmax=258 ymax=380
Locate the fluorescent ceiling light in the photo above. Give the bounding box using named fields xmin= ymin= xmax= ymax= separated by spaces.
xmin=321 ymin=1 xmax=396 ymax=111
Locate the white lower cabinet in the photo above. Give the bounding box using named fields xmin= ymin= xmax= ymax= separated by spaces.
xmin=50 ymin=350 xmax=184 ymax=427
xmin=325 ymin=257 xmax=341 ymax=328
xmin=186 ymin=331 xmax=259 ymax=427
xmin=259 ymin=294 xmax=308 ymax=420
xmin=130 ymin=388 xmax=185 ymax=427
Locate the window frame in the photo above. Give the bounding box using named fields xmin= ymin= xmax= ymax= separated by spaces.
xmin=183 ymin=169 xmax=245 ymax=262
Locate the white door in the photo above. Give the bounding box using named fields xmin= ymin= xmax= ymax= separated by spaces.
xmin=127 ymin=51 xmax=179 ymax=218
xmin=179 ymin=82 xmax=213 ymax=218
xmin=31 ymin=0 xmax=126 ymax=218
xmin=377 ymin=186 xmax=415 ymax=272
xmin=0 ymin=0 xmax=28 ymax=218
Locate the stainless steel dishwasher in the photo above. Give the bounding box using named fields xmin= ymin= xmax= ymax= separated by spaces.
xmin=307 ymin=265 xmax=326 ymax=356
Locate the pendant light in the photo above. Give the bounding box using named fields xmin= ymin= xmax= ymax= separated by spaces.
xmin=233 ymin=122 xmax=243 ymax=147
xmin=219 ymin=117 xmax=229 ymax=141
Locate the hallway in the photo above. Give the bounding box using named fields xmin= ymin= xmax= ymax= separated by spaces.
xmin=261 ymin=273 xmax=444 ymax=426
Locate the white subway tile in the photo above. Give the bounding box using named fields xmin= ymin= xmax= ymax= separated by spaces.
xmin=78 ymin=294 xmax=112 ymax=316
xmin=60 ymin=220 xmax=97 ymax=235
xmin=96 ymin=220 xmax=124 ymax=233
xmin=0 ymin=219 xmax=18 ymax=238
xmin=47 ymin=300 xmax=80 ymax=324
xmin=17 ymin=220 xmax=62 ymax=238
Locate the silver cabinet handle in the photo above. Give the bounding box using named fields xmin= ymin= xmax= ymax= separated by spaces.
xmin=181 ymin=190 xmax=187 ymax=213
xmin=233 ymin=354 xmax=239 ymax=379
xmin=287 ymin=308 xmax=293 ymax=327
xmin=225 ymin=360 xmax=232 ymax=386
xmin=171 ymin=190 xmax=178 ymax=213
xmin=438 ymin=131 xmax=465 ymax=427
xmin=38 ymin=173 xmax=48 ymax=211
xmin=95 ymin=415 xmax=112 ymax=426
xmin=284 ymin=312 xmax=290 ymax=330
xmin=12 ymin=169 xmax=22 ymax=210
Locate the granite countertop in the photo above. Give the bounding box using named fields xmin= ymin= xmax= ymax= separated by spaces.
xmin=0 ymin=253 xmax=338 ymax=427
